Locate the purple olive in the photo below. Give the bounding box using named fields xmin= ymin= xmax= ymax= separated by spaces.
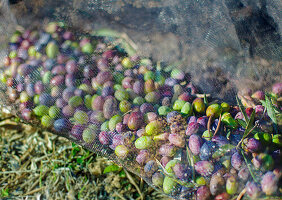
xmin=127 ymin=111 xmax=143 ymax=130
xmin=103 ymin=97 xmax=118 ymax=119
xmin=144 ymin=160 xmax=158 ymax=174
xmin=185 ymin=122 xmax=200 ymax=136
xmin=212 ymin=135 xmax=229 ymax=147
xmin=71 ymin=124 xmax=84 ymax=140
xmin=62 ymin=105 xmax=74 ymax=117
xmin=56 ymin=98 xmax=67 ymax=108
xmin=196 ymin=186 xmax=211 ymax=200
xmin=172 ymin=163 xmax=186 ymax=179
xmin=133 ymin=80 xmax=144 ymax=95
xmin=34 ymin=81 xmax=45 ymax=94
xmin=210 ymin=172 xmax=225 ymax=195
xmin=231 ymin=152 xmax=244 ymax=171
xmin=246 ymin=138 xmax=261 ymax=153
xmin=99 ymin=131 xmax=110 ymax=145
xmin=39 ymin=93 xmax=54 ymax=106
xmin=159 ymin=143 xmax=176 ymax=157
xmin=62 ymin=87 xmax=75 ymax=102
xmin=261 ymin=171 xmax=279 ymax=195
xmin=136 ymin=150 xmax=150 ymax=165
xmin=51 ymin=65 xmax=66 ymax=75
xmin=197 ymin=116 xmax=208 ymax=128
xmin=96 ymin=71 xmax=112 ymax=85
xmin=53 ymin=118 xmax=71 ymax=132
xmin=66 ymin=60 xmax=79 ymax=74
xmin=92 ymin=96 xmax=104 ymax=111
xmin=109 ymin=134 xmax=124 ymax=150
xmin=238 ymin=167 xmax=249 ymax=181
xmin=272 ymin=82 xmax=282 ymax=96
xmin=189 ymin=134 xmax=202 ymax=155
xmin=246 ymin=181 xmax=261 ymax=199
xmin=169 ymin=133 xmax=185 ymax=147
xmin=140 ymin=103 xmax=154 ymax=114
xmin=50 ymin=75 xmax=65 ymax=87
xmin=195 ymin=161 xmax=214 ymax=177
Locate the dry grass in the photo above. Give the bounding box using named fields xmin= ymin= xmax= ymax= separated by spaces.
xmin=0 ymin=112 xmax=170 ymax=200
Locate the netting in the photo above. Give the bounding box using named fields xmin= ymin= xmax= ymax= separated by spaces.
xmin=0 ymin=0 xmax=281 ymax=199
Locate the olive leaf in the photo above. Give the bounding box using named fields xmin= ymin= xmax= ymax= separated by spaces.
xmin=236 ymin=96 xmax=249 ymax=123
xmin=212 ymin=144 xmax=236 ymax=159
xmin=236 ymin=109 xmax=255 ymax=148
xmin=204 ymin=93 xmax=208 ymax=107
xmin=237 ymin=119 xmax=247 ymax=128
xmin=265 ymin=94 xmax=278 ymax=134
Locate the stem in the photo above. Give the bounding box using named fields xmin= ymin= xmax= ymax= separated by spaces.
xmin=207 ymin=114 xmax=213 ymax=136
xmin=186 ymin=145 xmax=195 ymax=182
xmin=214 ymin=113 xmax=222 ymax=136
xmin=241 ymin=150 xmax=258 ymax=183
xmin=236 ymin=187 xmax=246 ymax=200
xmin=236 ymin=122 xmax=258 ymax=148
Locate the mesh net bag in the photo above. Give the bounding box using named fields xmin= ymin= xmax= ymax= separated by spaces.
xmin=0 ymin=0 xmax=281 ymax=199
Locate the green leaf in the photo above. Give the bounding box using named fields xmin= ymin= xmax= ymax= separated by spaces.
xmin=103 ymin=164 xmax=122 ymax=174
xmin=236 ymin=96 xmax=249 ymax=123
xmin=241 ymin=110 xmax=255 ymax=142
xmin=237 ymin=119 xmax=247 ymax=128
xmin=265 ymin=94 xmax=278 ymax=125
xmin=204 ymin=94 xmax=208 ymax=107
xmin=212 ymin=144 xmax=236 ymax=159
xmin=1 ymin=188 xmax=9 ymax=197
xmin=119 ymin=169 xmax=126 ymax=178
xmin=76 ymin=157 xmax=84 ymax=165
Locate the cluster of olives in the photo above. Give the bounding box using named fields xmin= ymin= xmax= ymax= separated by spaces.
xmin=0 ymin=22 xmax=281 ymax=200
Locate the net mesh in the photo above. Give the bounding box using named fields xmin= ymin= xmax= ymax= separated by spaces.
xmin=0 ymin=0 xmax=281 ymax=199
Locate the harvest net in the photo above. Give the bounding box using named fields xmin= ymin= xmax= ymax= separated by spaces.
xmin=0 ymin=0 xmax=281 ymax=199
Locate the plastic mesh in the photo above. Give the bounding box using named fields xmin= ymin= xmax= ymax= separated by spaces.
xmin=0 ymin=0 xmax=281 ymax=199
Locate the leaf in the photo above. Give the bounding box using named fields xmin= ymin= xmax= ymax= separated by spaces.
xmin=237 ymin=119 xmax=247 ymax=128
xmin=103 ymin=164 xmax=122 ymax=174
xmin=76 ymin=157 xmax=84 ymax=165
xmin=204 ymin=94 xmax=208 ymax=107
xmin=265 ymin=95 xmax=278 ymax=124
xmin=241 ymin=110 xmax=255 ymax=142
xmin=236 ymin=96 xmax=249 ymax=123
xmin=212 ymin=144 xmax=236 ymax=159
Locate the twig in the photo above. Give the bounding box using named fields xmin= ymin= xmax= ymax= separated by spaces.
xmin=213 ymin=114 xmax=222 ymax=136
xmin=207 ymin=115 xmax=213 ymax=136
xmin=236 ymin=187 xmax=246 ymax=200
xmin=123 ymin=169 xmax=144 ymax=200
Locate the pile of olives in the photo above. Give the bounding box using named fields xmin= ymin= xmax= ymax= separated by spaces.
xmin=0 ymin=22 xmax=281 ymax=199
